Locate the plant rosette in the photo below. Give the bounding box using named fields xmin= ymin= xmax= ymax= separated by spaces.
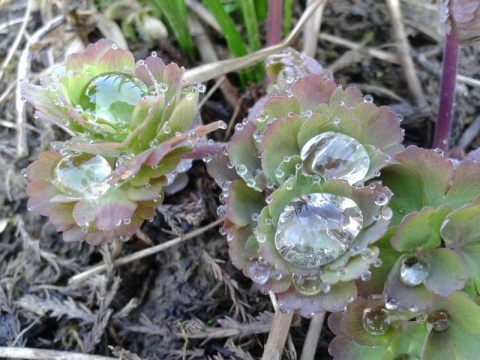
xmin=328 ymin=291 xmax=480 ymax=360
xmin=208 ymin=50 xmax=403 ymax=316
xmin=23 ymin=39 xmax=221 ymax=244
xmin=357 ymin=147 xmax=480 ymax=310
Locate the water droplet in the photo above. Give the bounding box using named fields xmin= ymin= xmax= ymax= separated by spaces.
xmin=361 ymin=270 xmax=372 ymax=281
xmin=385 ymin=297 xmax=399 ymax=310
xmin=21 ymin=168 xmax=28 ymax=177
xmin=274 ymin=193 xmax=363 ymax=268
xmin=416 ymin=312 xmax=427 ymax=323
xmin=400 ymin=256 xmax=429 ymax=286
xmin=275 ymin=169 xmax=284 ymax=178
xmin=247 ymin=178 xmax=256 ymax=188
xmin=78 ymin=73 xmax=148 ymax=132
xmin=247 ymin=261 xmax=271 ymax=285
xmin=368 ymin=183 xmax=376 ymax=190
xmin=382 ymin=207 xmax=393 ymax=220
xmin=194 ymin=82 xmax=206 ymax=93
xmin=202 ymin=153 xmax=212 ymax=163
xmin=292 ymin=274 xmax=322 ymax=296
xmin=361 ymin=248 xmax=374 ymax=260
xmin=434 ymin=148 xmax=444 ymax=156
xmin=251 ymin=213 xmax=259 ymax=221
xmin=123 ymin=218 xmax=131 ymax=225
xmin=256 ymin=233 xmax=266 ymax=243
xmin=429 ymin=311 xmax=449 ymax=331
xmin=219 ymin=227 xmax=227 ymax=236
xmin=149 ymin=139 xmax=159 ymax=148
xmin=151 ymin=51 xmax=157 ymax=57
xmin=300 ymin=132 xmax=370 ymax=185
xmin=217 ymin=120 xmax=227 ymax=129
xmin=332 ymin=117 xmax=341 ymax=125
xmin=111 ymin=44 xmax=118 ymax=49
xmin=217 ymin=205 xmax=226 ymax=217
xmin=409 ymin=305 xmax=419 ymax=313
xmin=235 ymin=123 xmax=244 ymax=131
xmin=362 ymin=307 xmax=391 ymax=336
xmin=363 ymin=95 xmax=373 ymax=103
xmin=52 ymin=153 xmax=111 ymax=199
xmin=236 ymin=164 xmax=248 ymax=176
xmin=373 ymin=258 xmax=382 ymax=268
xmin=321 ymin=282 xmax=331 ymax=293
xmin=375 ymin=194 xmax=388 ymax=206
xmin=226 ymin=232 xmax=234 ymax=241
xmin=271 ymin=269 xmax=283 ymax=280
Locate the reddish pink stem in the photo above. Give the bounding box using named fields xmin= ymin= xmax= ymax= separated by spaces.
xmin=433 ymin=32 xmax=459 ymax=151
xmin=267 ymin=0 xmax=283 ymax=46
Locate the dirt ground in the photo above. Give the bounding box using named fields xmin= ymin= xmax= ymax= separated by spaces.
xmin=0 ymin=1 xmax=479 ymax=359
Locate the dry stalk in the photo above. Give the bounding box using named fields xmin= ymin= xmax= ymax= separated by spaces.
xmin=303 ymin=0 xmax=326 ymax=57
xmin=0 ymin=347 xmax=117 ymax=360
xmin=68 ymin=218 xmax=223 ymax=285
xmin=300 ymin=312 xmax=326 ymax=360
xmin=385 ymin=0 xmax=429 ymax=111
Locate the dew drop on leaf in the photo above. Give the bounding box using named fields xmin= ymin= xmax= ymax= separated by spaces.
xmin=274 ymin=193 xmax=363 ymax=268
xmin=400 ymin=256 xmax=429 ymax=286
xmin=362 ymin=307 xmax=391 ymax=336
xmin=429 ymin=311 xmax=450 ymax=331
xmin=247 ymin=261 xmax=271 ymax=285
xmin=300 ymin=132 xmax=370 ymax=185
xmin=385 ymin=297 xmax=399 ymax=310
xmin=79 ymin=73 xmax=148 ymax=131
xmin=52 ymin=153 xmax=111 ymax=199
xmin=292 ymin=274 xmax=322 ymax=296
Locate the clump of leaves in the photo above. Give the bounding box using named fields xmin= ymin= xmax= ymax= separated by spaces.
xmin=22 ymin=39 xmax=220 ymax=244
xmin=328 ymin=147 xmax=480 ymax=359
xmin=207 ymin=49 xmax=404 ymax=317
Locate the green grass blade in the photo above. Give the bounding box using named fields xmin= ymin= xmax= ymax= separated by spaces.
xmin=283 ymin=0 xmax=293 ymax=37
xmin=152 ymin=0 xmax=195 ymax=57
xmin=236 ymin=0 xmax=261 ymax=52
xmin=255 ymin=0 xmax=268 ymax=21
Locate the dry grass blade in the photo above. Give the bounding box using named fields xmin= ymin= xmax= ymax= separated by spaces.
xmin=183 ymin=0 xmax=327 ymax=84
xmin=68 ymin=219 xmax=223 ymax=285
xmin=0 ymin=347 xmax=118 ymax=360
xmin=15 ymin=15 xmax=66 ymax=158
xmin=261 ymin=310 xmax=294 ymax=360
xmin=303 ymin=0 xmax=326 ymax=57
xmin=299 ymin=313 xmax=325 ymax=360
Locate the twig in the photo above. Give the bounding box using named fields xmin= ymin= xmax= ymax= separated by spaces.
xmin=15 ymin=15 xmax=66 ymax=158
xmin=433 ymin=32 xmax=458 ymax=151
xmin=300 ymin=313 xmax=325 ymax=360
xmin=319 ymin=33 xmax=479 ymax=89
xmin=0 ymin=0 xmax=32 ymax=82
xmin=185 ymin=0 xmax=221 ymax=33
xmin=68 ymin=219 xmax=223 ymax=285
xmin=302 ymin=0 xmax=326 ymax=57
xmin=184 ymin=0 xmax=327 ymax=84
xmin=456 ymin=115 xmax=480 ymax=153
xmin=0 ymin=347 xmax=117 ymax=360
xmin=261 ymin=310 xmax=294 ymax=360
xmin=385 ymin=0 xmax=428 ymax=111
xmin=318 ymin=32 xmax=399 ymax=64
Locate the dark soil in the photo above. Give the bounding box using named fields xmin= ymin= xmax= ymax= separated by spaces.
xmin=0 ymin=0 xmax=479 ymax=359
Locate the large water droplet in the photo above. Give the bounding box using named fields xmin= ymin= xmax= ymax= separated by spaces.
xmin=429 ymin=311 xmax=449 ymax=331
xmin=79 ymin=73 xmax=148 ymax=131
xmin=247 ymin=261 xmax=271 ymax=285
xmin=362 ymin=307 xmax=391 ymax=336
xmin=274 ymin=193 xmax=363 ymax=268
xmin=292 ymin=274 xmax=322 ymax=296
xmin=400 ymin=256 xmax=429 ymax=286
xmin=300 ymin=132 xmax=370 ymax=185
xmin=52 ymin=153 xmax=111 ymax=199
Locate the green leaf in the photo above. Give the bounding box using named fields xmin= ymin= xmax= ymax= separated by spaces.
xmin=152 ymin=0 xmax=194 ymax=56
xmin=423 ymin=249 xmax=467 ymax=297
xmin=391 ymin=206 xmax=451 ymax=252
xmin=226 ymin=180 xmax=265 ymax=227
xmin=261 ymin=116 xmax=302 ymax=184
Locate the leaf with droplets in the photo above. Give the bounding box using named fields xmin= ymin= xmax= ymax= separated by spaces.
xmin=226 ymin=180 xmax=265 ymax=227
xmin=391 ymin=206 xmax=451 ymax=252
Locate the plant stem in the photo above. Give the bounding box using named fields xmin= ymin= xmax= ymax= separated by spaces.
xmin=262 ymin=309 xmax=294 ymax=360
xmin=300 ymin=312 xmax=325 ymax=360
xmin=433 ymin=32 xmax=459 ymax=151
xmin=267 ymin=0 xmax=283 ymax=46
